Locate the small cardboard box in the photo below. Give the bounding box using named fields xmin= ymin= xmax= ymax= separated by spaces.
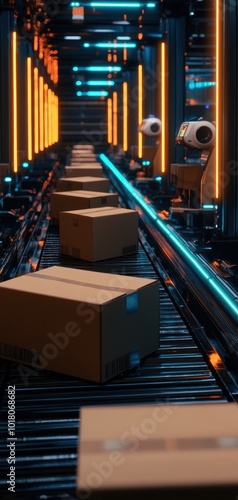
xmin=72 ymin=144 xmax=94 ymax=151
xmin=57 ymin=176 xmax=110 ymax=192
xmin=70 ymin=162 xmax=102 ymax=167
xmin=50 ymin=190 xmax=118 ymax=224
xmin=59 ymin=206 xmax=138 ymax=261
xmin=65 ymin=166 xmax=103 ymax=178
xmin=71 ymin=153 xmax=96 ymax=159
xmin=77 ymin=403 xmax=238 ymax=499
xmin=0 ymin=266 xmax=159 ymax=383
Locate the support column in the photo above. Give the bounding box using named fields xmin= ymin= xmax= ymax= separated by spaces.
xmin=222 ymin=2 xmax=238 ymax=237
xmin=166 ymin=17 xmax=186 ymax=166
xmin=0 ymin=11 xmax=13 ymax=163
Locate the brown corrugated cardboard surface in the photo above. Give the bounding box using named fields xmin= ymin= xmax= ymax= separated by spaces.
xmin=77 ymin=403 xmax=238 ymax=498
xmin=65 ymin=166 xmax=103 ymax=178
xmin=0 ymin=266 xmax=159 ymax=383
xmin=57 ymin=177 xmax=110 ymax=192
xmin=50 ymin=190 xmax=118 ymax=224
xmin=59 ymin=206 xmax=138 ymax=261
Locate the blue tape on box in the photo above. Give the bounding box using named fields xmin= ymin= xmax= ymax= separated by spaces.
xmin=126 ymin=292 xmax=138 ymax=313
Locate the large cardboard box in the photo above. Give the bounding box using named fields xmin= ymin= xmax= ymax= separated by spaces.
xmin=57 ymin=177 xmax=110 ymax=192
xmin=65 ymin=166 xmax=103 ymax=178
xmin=50 ymin=190 xmax=118 ymax=224
xmin=77 ymin=403 xmax=238 ymax=499
xmin=59 ymin=206 xmax=138 ymax=261
xmin=0 ymin=266 xmax=159 ymax=383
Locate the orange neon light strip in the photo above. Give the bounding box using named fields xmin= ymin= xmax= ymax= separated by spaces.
xmin=44 ymin=83 xmax=49 ymax=148
xmin=34 ymin=35 xmax=38 ymax=52
xmin=112 ymin=92 xmax=118 ymax=147
xmin=27 ymin=57 xmax=33 ymax=161
xmin=39 ymin=76 xmax=44 ymax=151
xmin=138 ymin=64 xmax=143 ymax=158
xmin=56 ymin=95 xmax=59 ymax=142
xmin=48 ymin=88 xmax=52 ymax=146
xmin=161 ymin=42 xmax=166 ymax=173
xmin=107 ymin=98 xmax=113 ymax=144
xmin=123 ymin=82 xmax=128 ymax=152
xmin=12 ymin=31 xmax=18 ymax=173
xmin=34 ymin=67 xmax=39 ymax=154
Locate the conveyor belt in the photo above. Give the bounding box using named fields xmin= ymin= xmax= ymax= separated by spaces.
xmin=0 ymin=223 xmax=231 ymax=500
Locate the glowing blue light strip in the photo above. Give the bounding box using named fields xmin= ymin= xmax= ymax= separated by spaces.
xmin=91 ymin=2 xmax=141 ymax=6
xmin=77 ymin=90 xmax=108 ymax=96
xmin=71 ymin=1 xmax=156 ymax=6
xmin=100 ymin=154 xmax=238 ymax=319
xmin=95 ymin=42 xmax=136 ymax=48
xmin=76 ymin=80 xmax=114 ymax=86
xmin=202 ymin=204 xmax=218 ymax=209
xmin=73 ymin=66 xmax=121 ymax=72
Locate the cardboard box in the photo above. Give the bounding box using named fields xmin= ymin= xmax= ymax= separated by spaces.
xmin=77 ymin=403 xmax=238 ymax=499
xmin=50 ymin=190 xmax=118 ymax=224
xmin=57 ymin=177 xmax=110 ymax=192
xmin=59 ymin=206 xmax=138 ymax=261
xmin=71 ymin=153 xmax=96 ymax=159
xmin=0 ymin=266 xmax=159 ymax=383
xmin=69 ymin=162 xmax=102 ymax=167
xmin=65 ymin=166 xmax=103 ymax=178
xmin=70 ymin=162 xmax=101 ymax=167
xmin=72 ymin=145 xmax=94 ymax=151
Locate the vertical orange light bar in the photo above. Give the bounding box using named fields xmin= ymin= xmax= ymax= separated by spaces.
xmin=12 ymin=31 xmax=18 ymax=173
xmin=44 ymin=83 xmax=49 ymax=148
xmin=138 ymin=64 xmax=143 ymax=158
xmin=48 ymin=88 xmax=52 ymax=146
xmin=112 ymin=91 xmax=118 ymax=146
xmin=215 ymin=0 xmax=222 ymax=199
xmin=34 ymin=35 xmax=38 ymax=52
xmin=55 ymin=95 xmax=59 ymax=142
xmin=161 ymin=42 xmax=166 ymax=173
xmin=39 ymin=76 xmax=44 ymax=151
xmin=34 ymin=67 xmax=39 ymax=154
xmin=107 ymin=98 xmax=113 ymax=144
xmin=39 ymin=36 xmax=44 ymax=60
xmin=52 ymin=93 xmax=56 ymax=144
xmin=123 ymin=82 xmax=128 ymax=152
xmin=123 ymin=48 xmax=127 ymax=62
xmin=27 ymin=57 xmax=33 ymax=161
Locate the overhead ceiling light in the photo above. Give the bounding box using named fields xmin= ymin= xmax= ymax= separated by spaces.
xmin=76 ymin=80 xmax=115 ymax=86
xmin=73 ymin=65 xmax=122 ymax=71
xmin=95 ymin=42 xmax=136 ymax=48
xmin=64 ymin=35 xmax=81 ymax=40
xmin=90 ymin=2 xmax=156 ymax=6
xmin=72 ymin=1 xmax=156 ymax=5
xmin=87 ymin=80 xmax=115 ymax=85
xmin=90 ymin=29 xmax=116 ymax=32
xmin=116 ymin=36 xmax=131 ymax=40
xmin=90 ymin=2 xmax=141 ymax=6
xmin=77 ymin=90 xmax=108 ymax=96
xmin=113 ymin=20 xmax=130 ymax=25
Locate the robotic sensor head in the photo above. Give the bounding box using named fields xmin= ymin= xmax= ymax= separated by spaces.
xmin=176 ymin=120 xmax=215 ymax=149
xmin=138 ymin=116 xmax=162 ymax=137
